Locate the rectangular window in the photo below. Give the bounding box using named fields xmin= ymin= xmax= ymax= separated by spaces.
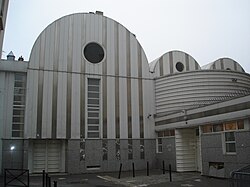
xmin=202 ymin=125 xmax=213 ymax=133
xmin=158 ymin=130 xmax=175 ymax=137
xmin=157 ymin=138 xmax=163 ymax=153
xmin=87 ymin=78 xmax=100 ymax=138
xmin=12 ymin=74 xmax=26 ymax=138
xmin=225 ymin=121 xmax=237 ymax=131
xmin=169 ymin=129 xmax=175 ymax=136
xmin=213 ymin=124 xmax=223 ymax=132
xmin=158 ymin=131 xmax=163 ymax=137
xmin=237 ymin=120 xmax=244 ymax=130
xmin=224 ymin=132 xmax=236 ymax=153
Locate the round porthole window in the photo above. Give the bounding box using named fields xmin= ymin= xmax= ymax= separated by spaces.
xmin=83 ymin=42 xmax=105 ymax=63
xmin=176 ymin=62 xmax=184 ymax=72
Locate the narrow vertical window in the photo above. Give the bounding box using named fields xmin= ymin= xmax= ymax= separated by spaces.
xmin=157 ymin=138 xmax=163 ymax=153
xmin=87 ymin=78 xmax=100 ymax=138
xmin=12 ymin=73 xmax=26 ymax=138
xmin=225 ymin=132 xmax=236 ymax=153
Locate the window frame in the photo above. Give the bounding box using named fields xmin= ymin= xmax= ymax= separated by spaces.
xmin=157 ymin=138 xmax=163 ymax=153
xmin=223 ymin=131 xmax=236 ymax=155
xmin=86 ymin=78 xmax=101 ymax=139
xmin=12 ymin=73 xmax=26 ymax=138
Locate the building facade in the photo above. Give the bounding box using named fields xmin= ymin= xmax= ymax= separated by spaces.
xmin=0 ymin=0 xmax=9 ymax=57
xmin=0 ymin=12 xmax=250 ymax=177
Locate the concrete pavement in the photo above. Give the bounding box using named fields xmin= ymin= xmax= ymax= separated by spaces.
xmin=1 ymin=169 xmax=230 ymax=187
xmin=101 ymin=170 xmax=230 ymax=187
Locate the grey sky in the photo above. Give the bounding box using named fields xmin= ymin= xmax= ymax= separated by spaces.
xmin=3 ymin=0 xmax=250 ymax=72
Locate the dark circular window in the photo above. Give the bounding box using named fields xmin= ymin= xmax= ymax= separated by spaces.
xmin=176 ymin=62 xmax=184 ymax=72
xmin=83 ymin=42 xmax=105 ymax=63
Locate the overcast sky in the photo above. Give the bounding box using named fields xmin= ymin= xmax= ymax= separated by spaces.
xmin=3 ymin=0 xmax=250 ymax=72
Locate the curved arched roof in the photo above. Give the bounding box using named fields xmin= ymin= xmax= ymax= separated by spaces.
xmin=149 ymin=50 xmax=200 ymax=77
xmin=201 ymin=57 xmax=245 ymax=72
xmin=28 ymin=12 xmax=151 ymax=77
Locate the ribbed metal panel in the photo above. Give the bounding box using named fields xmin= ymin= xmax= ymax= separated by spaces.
xmin=155 ymin=70 xmax=250 ymax=114
xmin=149 ymin=50 xmax=200 ymax=77
xmin=201 ymin=58 xmax=245 ymax=72
xmin=25 ymin=13 xmax=154 ymax=139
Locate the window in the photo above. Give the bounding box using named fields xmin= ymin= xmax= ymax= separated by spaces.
xmin=225 ymin=121 xmax=236 ymax=131
xmin=224 ymin=132 xmax=236 ymax=153
xmin=87 ymin=78 xmax=100 ymax=138
xmin=83 ymin=42 xmax=105 ymax=63
xmin=202 ymin=120 xmax=244 ymax=134
xmin=213 ymin=124 xmax=223 ymax=132
xmin=201 ymin=120 xmax=245 ymax=155
xmin=158 ymin=130 xmax=175 ymax=137
xmin=202 ymin=125 xmax=213 ymax=133
xmin=157 ymin=138 xmax=163 ymax=153
xmin=12 ymin=74 xmax=26 ymax=138
xmin=156 ymin=129 xmax=175 ymax=153
xmin=237 ymin=120 xmax=244 ymax=130
xmin=176 ymin=62 xmax=184 ymax=72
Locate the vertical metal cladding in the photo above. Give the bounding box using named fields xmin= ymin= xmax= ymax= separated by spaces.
xmin=52 ymin=22 xmax=60 ymax=139
xmin=220 ymin=59 xmax=224 ymax=70
xmin=208 ymin=58 xmax=245 ymax=73
xmin=36 ymin=35 xmax=46 ymax=139
xmin=150 ymin=50 xmax=201 ymax=78
xmin=27 ymin=13 xmax=153 ymax=140
xmin=126 ymin=31 xmax=132 ymax=139
xmin=185 ymin=53 xmax=189 ymax=71
xmin=159 ymin=57 xmax=163 ymax=77
xmin=114 ymin=22 xmax=120 ymax=139
xmin=102 ymin=17 xmax=107 ymax=139
xmin=66 ymin=17 xmax=73 ymax=139
xmin=169 ymin=51 xmax=173 ymax=74
xmin=137 ymin=43 xmax=144 ymax=139
xmin=233 ymin=61 xmax=237 ymax=71
xmin=80 ymin=15 xmax=86 ymax=139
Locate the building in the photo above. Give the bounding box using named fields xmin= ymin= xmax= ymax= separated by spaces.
xmin=0 ymin=12 xmax=249 ymax=178
xmin=0 ymin=0 xmax=9 ymax=57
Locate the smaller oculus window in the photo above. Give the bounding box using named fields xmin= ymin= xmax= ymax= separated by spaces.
xmin=83 ymin=42 xmax=105 ymax=63
xmin=176 ymin=62 xmax=184 ymax=72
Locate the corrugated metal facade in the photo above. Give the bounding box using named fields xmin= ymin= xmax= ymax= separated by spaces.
xmin=201 ymin=58 xmax=245 ymax=72
xmin=25 ymin=13 xmax=155 ymax=139
xmin=150 ymin=51 xmax=250 ymax=115
xmin=155 ymin=70 xmax=250 ymax=114
xmin=149 ymin=50 xmax=200 ymax=77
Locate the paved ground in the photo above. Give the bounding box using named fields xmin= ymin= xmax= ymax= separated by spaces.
xmin=101 ymin=170 xmax=230 ymax=187
xmin=1 ymin=169 xmax=231 ymax=187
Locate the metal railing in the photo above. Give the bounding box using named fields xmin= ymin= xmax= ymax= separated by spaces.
xmin=230 ymin=165 xmax=250 ymax=187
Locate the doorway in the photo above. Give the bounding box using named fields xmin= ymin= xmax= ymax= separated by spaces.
xmin=175 ymin=128 xmax=202 ymax=172
xmin=31 ymin=140 xmax=65 ymax=173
